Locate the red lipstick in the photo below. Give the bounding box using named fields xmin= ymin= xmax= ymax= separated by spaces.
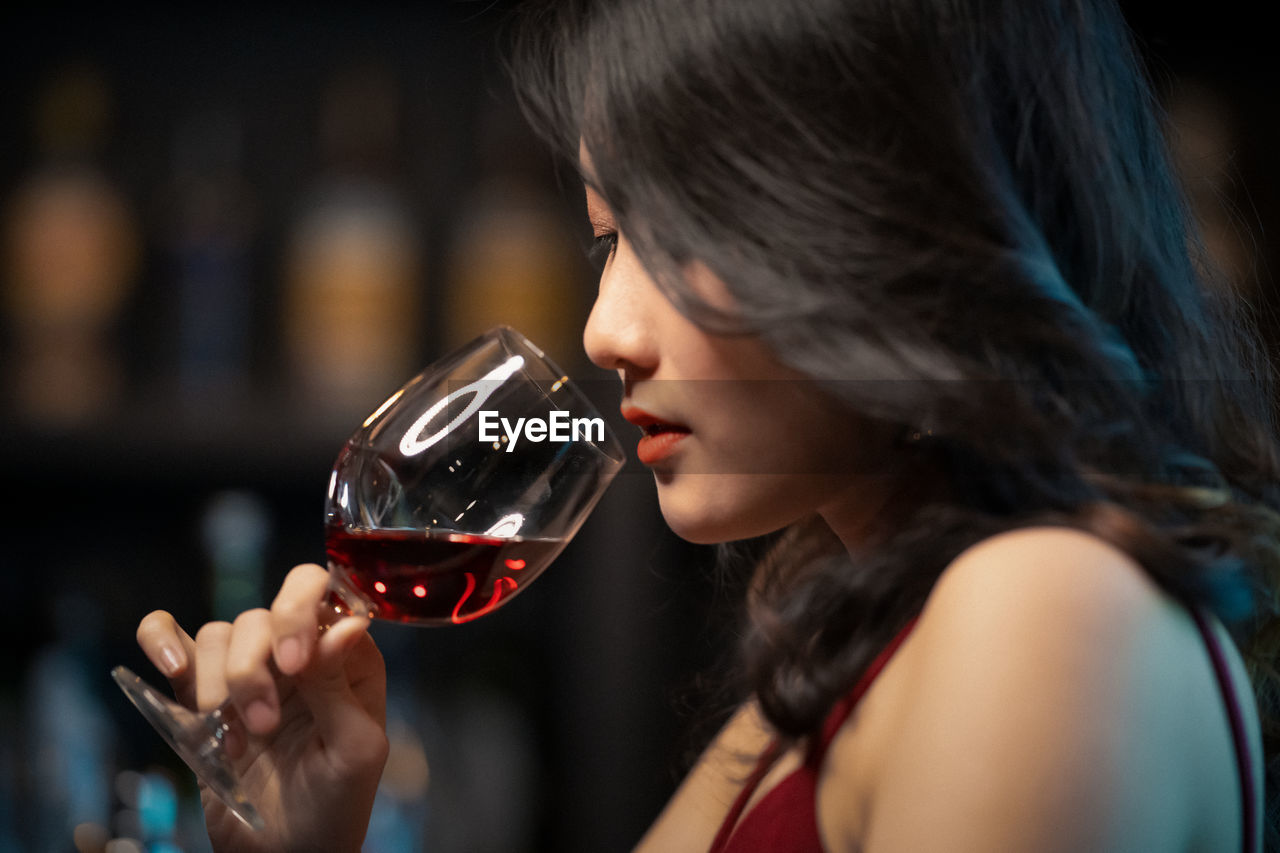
xmin=620 ymin=404 xmax=691 ymax=465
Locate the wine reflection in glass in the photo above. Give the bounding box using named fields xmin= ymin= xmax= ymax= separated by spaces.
xmin=112 ymin=326 xmax=625 ymax=830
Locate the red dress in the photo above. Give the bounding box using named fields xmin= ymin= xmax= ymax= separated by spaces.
xmin=708 ymin=609 xmax=1256 ymax=853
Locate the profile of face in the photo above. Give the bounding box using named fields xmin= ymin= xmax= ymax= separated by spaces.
xmin=581 ymin=178 xmax=902 ymax=546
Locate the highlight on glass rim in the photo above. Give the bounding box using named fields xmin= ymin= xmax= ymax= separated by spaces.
xmin=4 ymin=1 xmax=1277 ymax=851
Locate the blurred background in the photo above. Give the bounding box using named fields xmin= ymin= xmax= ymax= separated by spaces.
xmin=0 ymin=2 xmax=1274 ymax=851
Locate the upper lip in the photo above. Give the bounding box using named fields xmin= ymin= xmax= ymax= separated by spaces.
xmin=620 ymin=404 xmax=690 ymax=435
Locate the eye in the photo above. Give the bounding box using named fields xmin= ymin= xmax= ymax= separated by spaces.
xmin=588 ymin=232 xmax=618 ymax=270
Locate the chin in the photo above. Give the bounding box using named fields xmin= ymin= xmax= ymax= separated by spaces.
xmin=662 ymin=518 xmax=735 ymax=545
xmin=654 ymin=476 xmax=792 ymax=545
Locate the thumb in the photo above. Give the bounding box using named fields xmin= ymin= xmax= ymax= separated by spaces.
xmin=292 ymin=616 xmax=387 ymax=770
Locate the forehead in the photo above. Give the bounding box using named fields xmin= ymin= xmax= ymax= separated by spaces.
xmin=578 ymin=139 xmax=605 ymax=193
xmin=578 ymin=140 xmax=611 ymax=217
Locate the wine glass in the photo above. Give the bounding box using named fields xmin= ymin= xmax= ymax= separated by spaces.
xmin=112 ymin=326 xmax=625 ymax=830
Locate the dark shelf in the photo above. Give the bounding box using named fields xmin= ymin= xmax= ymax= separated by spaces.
xmin=2 ymin=394 xmax=357 ymax=491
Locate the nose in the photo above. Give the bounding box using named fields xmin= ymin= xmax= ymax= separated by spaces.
xmin=582 ymin=249 xmax=658 ymax=378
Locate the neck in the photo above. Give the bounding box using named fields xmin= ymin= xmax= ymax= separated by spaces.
xmin=818 ymin=461 xmax=948 ymax=559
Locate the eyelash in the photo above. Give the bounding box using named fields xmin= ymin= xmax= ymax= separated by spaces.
xmin=588 ymin=232 xmax=618 ymax=269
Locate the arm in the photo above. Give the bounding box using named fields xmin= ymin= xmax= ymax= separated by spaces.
xmin=635 ymin=701 xmax=778 ymax=853
xmin=823 ymin=527 xmax=1199 ymax=852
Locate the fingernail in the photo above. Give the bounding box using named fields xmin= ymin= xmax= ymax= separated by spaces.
xmin=244 ymin=700 xmax=276 ymax=733
xmin=159 ymin=645 xmax=183 ymax=677
xmin=276 ymin=636 xmax=302 ymax=673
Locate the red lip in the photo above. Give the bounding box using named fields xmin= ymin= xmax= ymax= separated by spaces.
xmin=620 ymin=404 xmax=691 ymax=465
xmin=620 ymin=405 xmax=687 ymax=430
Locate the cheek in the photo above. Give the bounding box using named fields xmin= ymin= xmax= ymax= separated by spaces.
xmin=682 ymin=260 xmax=740 ymax=314
xmin=651 ymin=407 xmax=900 ymax=544
xmin=701 ymin=390 xmax=863 ymax=476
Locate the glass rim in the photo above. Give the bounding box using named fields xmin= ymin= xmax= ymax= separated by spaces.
xmin=486 ymin=325 xmax=626 ymax=464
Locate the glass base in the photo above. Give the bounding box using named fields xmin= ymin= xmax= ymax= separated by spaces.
xmin=112 ymin=666 xmax=265 ymax=831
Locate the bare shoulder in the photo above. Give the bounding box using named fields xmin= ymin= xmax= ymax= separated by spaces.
xmin=819 ymin=525 xmax=1247 ymax=852
xmin=900 ymin=525 xmax=1184 ymax=727
xmin=926 ymin=525 xmax=1162 ymax=632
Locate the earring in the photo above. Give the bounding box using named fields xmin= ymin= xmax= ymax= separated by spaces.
xmin=899 ymin=424 xmax=935 ymax=446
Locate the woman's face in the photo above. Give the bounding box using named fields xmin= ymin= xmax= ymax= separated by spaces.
xmin=581 ymin=181 xmax=900 ymax=546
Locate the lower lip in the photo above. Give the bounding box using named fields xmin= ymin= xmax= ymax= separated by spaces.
xmin=636 ymin=430 xmax=689 ymax=465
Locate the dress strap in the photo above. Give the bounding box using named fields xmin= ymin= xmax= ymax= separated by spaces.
xmin=706 ymin=740 xmax=784 ymax=853
xmin=708 ymin=617 xmax=919 ymax=853
xmin=1189 ymin=606 xmax=1258 ymax=853
xmin=809 ymin=616 xmax=919 ymax=767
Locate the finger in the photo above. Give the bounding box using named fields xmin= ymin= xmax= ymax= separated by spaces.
xmin=345 ymin=632 xmax=388 ymax=728
xmin=193 ymin=621 xmax=233 ymax=713
xmin=136 ymin=610 xmax=199 ymax=707
xmin=292 ymin=616 xmax=388 ymax=773
xmin=270 ymin=563 xmax=330 ymax=675
xmin=224 ymin=609 xmax=281 ymax=736
xmin=310 ymin=611 xmax=372 ymax=681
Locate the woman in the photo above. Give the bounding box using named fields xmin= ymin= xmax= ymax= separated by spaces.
xmin=135 ymin=0 xmax=1280 ymax=850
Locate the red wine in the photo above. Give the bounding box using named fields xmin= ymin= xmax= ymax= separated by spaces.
xmin=325 ymin=524 xmax=564 ymax=624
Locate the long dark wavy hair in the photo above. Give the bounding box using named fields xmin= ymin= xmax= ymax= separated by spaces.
xmin=505 ymin=0 xmax=1280 ymax=841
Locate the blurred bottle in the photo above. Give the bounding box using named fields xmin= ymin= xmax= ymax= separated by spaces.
xmin=2 ymin=63 xmax=139 ymax=425
xmin=159 ymin=108 xmax=258 ymax=408
xmin=443 ymin=177 xmax=582 ymax=358
xmin=442 ymin=101 xmax=584 ymax=361
xmin=282 ymin=64 xmax=423 ymax=419
xmin=24 ymin=594 xmax=114 ymax=850
xmin=112 ymin=769 xmax=185 ymax=852
xmin=200 ymin=490 xmax=270 ymax=622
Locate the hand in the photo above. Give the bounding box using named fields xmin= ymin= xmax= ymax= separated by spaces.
xmin=135 ymin=564 xmax=389 ymax=853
